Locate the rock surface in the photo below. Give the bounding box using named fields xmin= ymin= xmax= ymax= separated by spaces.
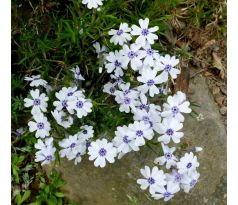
xmin=44 ymin=73 xmax=227 ymax=205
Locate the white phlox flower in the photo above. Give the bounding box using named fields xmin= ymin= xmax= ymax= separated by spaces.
xmin=121 ymin=44 xmax=143 ymax=71
xmin=24 ymin=89 xmax=48 ymax=115
xmin=137 ymin=67 xmax=162 ymax=97
xmin=82 ymin=0 xmax=103 ymax=9
xmin=105 ymin=50 xmax=128 ymax=76
xmin=88 ymin=138 xmax=117 ymax=168
xmin=177 ymin=152 xmax=199 ymax=176
xmin=113 ymin=125 xmax=139 ymax=156
xmin=35 ymin=137 xmax=56 ymax=166
xmin=24 ymin=75 xmax=48 ymax=87
xmin=129 ymin=121 xmax=154 ymax=146
xmin=137 ymin=166 xmax=166 ymax=194
xmin=28 ymin=113 xmax=51 ymax=138
xmin=161 ymin=91 xmax=192 ymax=122
xmin=155 ymin=118 xmax=184 ymax=144
xmin=151 ymin=181 xmax=180 ymax=201
xmin=154 ymin=144 xmax=177 ymax=169
xmin=71 ymin=65 xmax=85 ymax=81
xmin=51 ymin=110 xmax=73 ymax=128
xmin=156 ymin=55 xmax=180 ymax=83
xmin=131 ymin=18 xmax=159 ymax=47
xmin=109 ymin=23 xmax=132 ymax=46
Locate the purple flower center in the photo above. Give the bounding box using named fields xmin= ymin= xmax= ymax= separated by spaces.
xmin=166 ymin=128 xmax=174 ymax=136
xmin=33 ymin=76 xmax=40 ymax=80
xmin=83 ymin=130 xmax=88 ymax=134
xmin=123 ymin=135 xmax=130 ymax=144
xmin=136 ymin=130 xmax=143 ymax=137
xmin=67 ymin=92 xmax=73 ymax=96
xmin=117 ymin=29 xmax=124 ymax=36
xmin=124 ymin=97 xmax=131 ymax=105
xmin=86 ymin=140 xmax=91 ymax=148
xmin=62 ymin=100 xmax=68 ymax=108
xmin=139 ymin=104 xmax=147 ymax=110
xmin=164 ymin=64 xmax=172 ymax=72
xmin=163 ymin=192 xmax=172 ymax=198
xmin=146 ymin=48 xmax=154 ymax=56
xmin=123 ymin=89 xmax=131 ymax=95
xmin=109 ymin=87 xmax=115 ymax=93
xmin=171 ymin=106 xmax=179 ymax=115
xmin=142 ymin=116 xmax=150 ymax=122
xmin=33 ymin=98 xmax=41 ymax=106
xmin=187 ymin=162 xmax=192 ymax=168
xmin=147 ymin=79 xmax=155 ymax=86
xmin=175 ymin=173 xmax=183 ymax=183
xmin=190 ymin=179 xmax=197 ymax=187
xmin=165 ymin=152 xmax=172 ymax=160
xmin=141 ymin=28 xmax=149 ymax=36
xmin=98 ymin=148 xmax=107 ymax=157
xmin=114 ymin=60 xmax=121 ymax=67
xmin=147 ymin=177 xmax=155 ymax=185
xmin=37 ymin=122 xmax=45 ymax=130
xmin=128 ymin=51 xmax=136 ymax=59
xmin=45 ymin=155 xmax=53 ymax=161
xmin=76 ymin=152 xmax=81 ymax=158
xmin=76 ymin=100 xmax=83 ymax=108
xmin=115 ymin=76 xmax=121 ymax=83
xmin=70 ymin=143 xmax=76 ymax=149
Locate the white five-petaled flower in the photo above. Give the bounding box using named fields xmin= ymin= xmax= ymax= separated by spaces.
xmin=132 ymin=103 xmax=162 ymax=132
xmin=129 ymin=121 xmax=154 ymax=146
xmin=151 ymin=181 xmax=180 ymax=201
xmin=161 ymin=91 xmax=192 ymax=122
xmin=113 ymin=125 xmax=139 ymax=155
xmin=78 ymin=125 xmax=94 ymax=141
xmin=121 ymin=44 xmax=143 ymax=71
xmin=67 ymin=144 xmax=87 ymax=165
xmin=53 ymin=87 xmax=78 ymax=114
xmin=180 ymin=171 xmax=200 ymax=193
xmin=155 ymin=118 xmax=184 ymax=144
xmin=137 ymin=67 xmax=161 ymax=97
xmin=93 ymin=42 xmax=107 ymax=58
xmin=137 ymin=166 xmax=166 ymax=194
xmin=59 ymin=134 xmax=82 ymax=158
xmin=35 ymin=138 xmax=55 ymax=166
xmin=24 ymin=89 xmax=48 ymax=115
xmin=28 ymin=113 xmax=51 ymax=138
xmin=138 ymin=44 xmax=160 ymax=67
xmin=105 ymin=50 xmax=127 ymax=76
xmin=103 ymin=82 xmax=116 ymax=95
xmin=114 ymin=83 xmax=139 ymax=113
xmin=68 ymin=97 xmax=93 ymax=118
xmin=154 ymin=144 xmax=177 ymax=169
xmin=177 ymin=152 xmax=199 ymax=176
xmin=156 ymin=54 xmax=180 ymax=83
xmin=51 ymin=110 xmax=73 ymax=128
xmin=35 ymin=145 xmax=56 ymax=166
xmin=131 ymin=18 xmax=159 ymax=47
xmin=82 ymin=0 xmax=103 ymax=9
xmin=109 ymin=23 xmax=132 ymax=46
xmin=88 ymin=138 xmax=117 ymax=168
xmin=24 ymin=75 xmax=48 ymax=87
xmin=71 ymin=65 xmax=85 ymax=81
xmin=165 ymin=169 xmax=184 ymax=186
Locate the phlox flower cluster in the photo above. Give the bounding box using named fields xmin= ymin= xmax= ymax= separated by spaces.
xmin=24 ymin=67 xmax=93 ymax=166
xmin=23 ymin=16 xmax=202 ymax=202
xmin=93 ymin=18 xmax=202 ymax=201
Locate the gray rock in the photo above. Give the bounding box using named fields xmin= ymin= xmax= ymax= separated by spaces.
xmin=44 ymin=74 xmax=226 ymax=205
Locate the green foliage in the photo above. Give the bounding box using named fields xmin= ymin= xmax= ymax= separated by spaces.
xmin=30 ymin=169 xmax=66 ymax=205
